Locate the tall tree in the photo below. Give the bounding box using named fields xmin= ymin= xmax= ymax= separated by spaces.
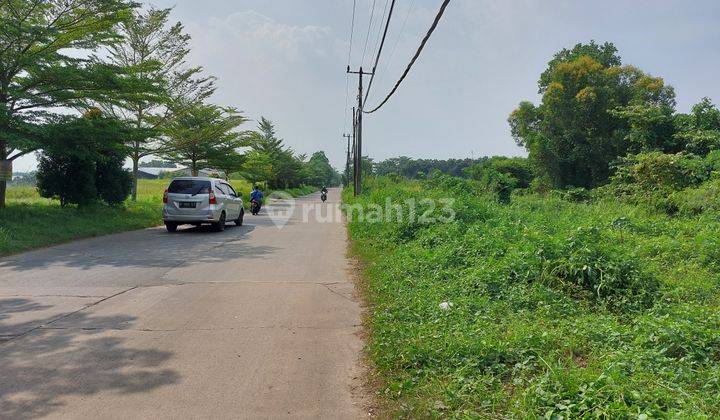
xmin=509 ymin=42 xmax=676 ymax=188
xmin=0 ymin=0 xmax=136 ymax=207
xmin=250 ymin=117 xmax=284 ymax=156
xmin=163 ymin=102 xmax=246 ymax=176
xmin=247 ymin=117 xmax=305 ymax=188
xmin=241 ymin=150 xmax=273 ymax=186
xmin=92 ymin=6 xmax=216 ymax=201
xmin=209 ymin=148 xmax=246 ymax=180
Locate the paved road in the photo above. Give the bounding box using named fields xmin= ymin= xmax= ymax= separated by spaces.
xmin=0 ymin=189 xmax=367 ymax=419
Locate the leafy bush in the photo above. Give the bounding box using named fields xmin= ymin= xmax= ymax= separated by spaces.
xmin=610 ymin=151 xmax=710 ymax=191
xmin=37 ymin=154 xmax=97 ymax=207
xmin=96 ymin=153 xmax=132 ymax=206
xmin=465 ymin=157 xmax=534 ymax=203
xmin=36 ymin=113 xmax=131 ymax=207
xmin=561 ymin=187 xmax=591 ymax=202
xmin=669 ymin=178 xmax=720 ymax=216
xmin=546 ymin=227 xmax=659 ymax=310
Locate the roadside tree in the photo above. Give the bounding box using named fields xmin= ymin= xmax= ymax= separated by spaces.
xmin=0 ymin=0 xmax=136 ymax=207
xmin=92 ymin=6 xmax=216 ymax=201
xmin=163 ymin=103 xmax=246 ymax=176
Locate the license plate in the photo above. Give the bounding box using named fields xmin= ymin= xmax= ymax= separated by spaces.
xmin=179 ymin=202 xmax=196 ymax=208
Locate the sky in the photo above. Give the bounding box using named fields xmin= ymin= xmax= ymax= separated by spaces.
xmin=13 ymin=0 xmax=720 ymax=171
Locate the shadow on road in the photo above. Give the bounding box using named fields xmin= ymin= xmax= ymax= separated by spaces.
xmin=0 ymin=297 xmax=179 ymax=419
xmin=0 ymin=222 xmax=280 ymax=275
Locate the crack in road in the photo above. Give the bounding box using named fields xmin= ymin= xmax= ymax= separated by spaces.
xmin=0 ymin=286 xmax=138 ymax=345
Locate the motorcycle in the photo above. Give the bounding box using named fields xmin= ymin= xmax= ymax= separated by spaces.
xmin=321 ymin=191 xmax=328 ymax=202
xmin=250 ymin=199 xmax=261 ymax=215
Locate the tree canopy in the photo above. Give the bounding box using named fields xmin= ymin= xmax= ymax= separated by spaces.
xmin=0 ymin=0 xmax=137 ymax=206
xmin=509 ymin=42 xmax=676 ymax=189
xmin=163 ymin=103 xmax=246 ymax=176
xmin=92 ymin=6 xmax=216 ymax=200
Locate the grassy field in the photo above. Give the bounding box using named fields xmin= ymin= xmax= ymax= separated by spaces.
xmin=344 ymin=176 xmax=720 ymax=418
xmin=0 ymin=178 xmax=253 ymax=257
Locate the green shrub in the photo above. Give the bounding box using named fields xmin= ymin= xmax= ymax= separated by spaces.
xmin=36 ymin=113 xmax=131 ymax=207
xmin=611 ymin=151 xmax=710 ymax=191
xmin=545 ymin=227 xmax=658 ymax=310
xmin=36 ymin=154 xmax=97 ymax=207
xmin=96 ymin=153 xmax=133 ymax=206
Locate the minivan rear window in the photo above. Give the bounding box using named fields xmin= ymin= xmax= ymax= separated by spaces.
xmin=168 ymin=180 xmax=211 ymax=194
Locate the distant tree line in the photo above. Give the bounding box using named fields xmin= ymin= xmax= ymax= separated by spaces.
xmin=373 ymin=157 xmax=489 ymax=179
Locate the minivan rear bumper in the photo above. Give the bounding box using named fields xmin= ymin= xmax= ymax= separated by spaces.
xmin=163 ymin=207 xmax=223 ymax=223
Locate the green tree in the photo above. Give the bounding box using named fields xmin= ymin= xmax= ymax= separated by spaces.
xmin=36 ymin=110 xmax=130 ymax=207
xmin=247 ymin=117 xmax=306 ymax=188
xmin=209 ymin=148 xmax=246 ymax=180
xmin=509 ymin=42 xmax=676 ymax=188
xmin=539 ymin=41 xmax=621 ymax=91
xmin=611 ymin=104 xmax=679 ymax=153
xmin=304 ymin=151 xmax=340 ymax=187
xmin=163 ymin=103 xmax=246 ymax=176
xmin=674 ymin=98 xmax=720 ymax=156
xmin=241 ymin=150 xmax=273 ymax=186
xmin=273 ymin=149 xmax=306 ymax=189
xmin=361 ymin=156 xmax=374 ymax=176
xmin=0 ymin=0 xmax=136 ymax=207
xmin=93 ymin=6 xmax=216 ymax=201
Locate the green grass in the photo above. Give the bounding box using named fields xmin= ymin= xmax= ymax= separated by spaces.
xmin=0 ymin=178 xmax=252 ymax=256
xmin=344 ymin=175 xmax=720 ymax=418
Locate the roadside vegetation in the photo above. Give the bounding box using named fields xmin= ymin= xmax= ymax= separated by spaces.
xmin=345 ymin=175 xmax=720 ymax=418
xmin=345 ymin=41 xmax=720 ymax=417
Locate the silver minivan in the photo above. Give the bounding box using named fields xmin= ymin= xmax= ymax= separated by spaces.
xmin=162 ymin=177 xmax=244 ymax=232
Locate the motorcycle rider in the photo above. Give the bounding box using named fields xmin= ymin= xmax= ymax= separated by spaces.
xmin=320 ymin=185 xmax=328 ymax=201
xmin=250 ymin=185 xmax=264 ymax=213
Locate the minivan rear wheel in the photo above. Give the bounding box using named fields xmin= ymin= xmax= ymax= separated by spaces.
xmin=235 ymin=209 xmax=244 ymax=226
xmin=213 ymin=212 xmax=226 ymax=232
xmin=165 ymin=222 xmax=178 ymax=233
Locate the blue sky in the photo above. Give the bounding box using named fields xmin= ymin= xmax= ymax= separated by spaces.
xmin=14 ymin=0 xmax=720 ymax=171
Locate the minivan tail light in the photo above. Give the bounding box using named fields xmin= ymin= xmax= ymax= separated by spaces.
xmin=209 ymin=190 xmax=217 ymax=205
xmin=163 ymin=189 xmax=168 ymax=204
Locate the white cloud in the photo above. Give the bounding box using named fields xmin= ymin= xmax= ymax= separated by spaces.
xmin=183 ymin=10 xmax=349 ymax=167
xmin=195 ymin=10 xmax=335 ymax=62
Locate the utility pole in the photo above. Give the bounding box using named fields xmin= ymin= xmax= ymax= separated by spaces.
xmin=342 ymin=131 xmax=352 ymax=187
xmin=347 ymin=66 xmax=372 ymax=196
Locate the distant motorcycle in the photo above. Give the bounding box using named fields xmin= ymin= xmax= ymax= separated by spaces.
xmin=321 ymin=191 xmax=328 ymax=202
xmin=250 ymin=199 xmax=261 ymax=215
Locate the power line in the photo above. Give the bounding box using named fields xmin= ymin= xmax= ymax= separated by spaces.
xmin=364 ymin=0 xmax=451 ymax=114
xmin=347 ymin=0 xmax=357 ymax=66
xmin=360 ymin=0 xmax=377 ymax=67
xmin=369 ymin=0 xmax=390 ymax=66
xmin=377 ymin=0 xmax=416 ymax=89
xmin=343 ymin=0 xmax=357 ymax=134
xmin=363 ymin=0 xmax=396 ymax=105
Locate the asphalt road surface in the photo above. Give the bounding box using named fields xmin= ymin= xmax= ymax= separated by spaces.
xmin=0 ymin=189 xmax=367 ymax=419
